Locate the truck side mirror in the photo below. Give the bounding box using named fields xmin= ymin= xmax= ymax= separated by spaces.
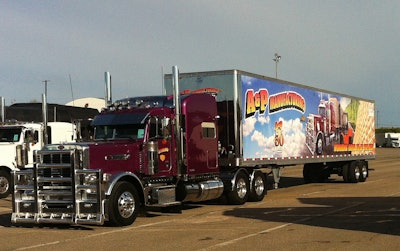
xmin=25 ymin=130 xmax=37 ymax=145
xmin=161 ymin=117 xmax=171 ymax=138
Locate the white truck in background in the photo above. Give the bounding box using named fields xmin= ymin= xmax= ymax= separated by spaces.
xmin=0 ymin=122 xmax=76 ymax=198
xmin=375 ymin=132 xmax=400 ymax=148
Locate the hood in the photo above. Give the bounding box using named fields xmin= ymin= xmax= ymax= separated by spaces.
xmin=44 ymin=140 xmax=143 ymax=175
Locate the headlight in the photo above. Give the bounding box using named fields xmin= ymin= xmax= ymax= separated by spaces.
xmin=82 ymin=173 xmax=99 ymax=195
xmin=17 ymin=174 xmax=34 ymax=186
xmin=14 ymin=170 xmax=35 ymax=201
xmin=84 ymin=173 xmax=98 ymax=186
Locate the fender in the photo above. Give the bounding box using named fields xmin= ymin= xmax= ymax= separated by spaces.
xmin=105 ymin=172 xmax=145 ymax=202
xmin=221 ymin=167 xmax=249 ymax=191
xmin=249 ymin=169 xmax=263 ymax=192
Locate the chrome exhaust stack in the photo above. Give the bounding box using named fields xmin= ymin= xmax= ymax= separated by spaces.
xmin=42 ymin=93 xmax=48 ymax=144
xmin=105 ymin=72 xmax=112 ymax=107
xmin=172 ymin=66 xmax=184 ymax=178
xmin=1 ymin=97 xmax=5 ymax=123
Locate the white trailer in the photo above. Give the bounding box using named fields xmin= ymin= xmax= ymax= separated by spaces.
xmin=376 ymin=132 xmax=400 ymax=147
xmin=165 ymin=70 xmax=376 ymax=184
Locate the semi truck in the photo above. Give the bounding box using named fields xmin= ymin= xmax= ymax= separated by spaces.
xmin=0 ymin=122 xmax=76 ymax=198
xmin=375 ymin=132 xmax=400 ymax=148
xmin=11 ymin=67 xmax=375 ymax=226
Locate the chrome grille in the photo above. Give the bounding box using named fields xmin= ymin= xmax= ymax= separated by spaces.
xmin=12 ymin=148 xmax=104 ymax=225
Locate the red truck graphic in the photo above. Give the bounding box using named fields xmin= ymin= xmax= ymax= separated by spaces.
xmin=306 ymin=97 xmax=354 ymax=155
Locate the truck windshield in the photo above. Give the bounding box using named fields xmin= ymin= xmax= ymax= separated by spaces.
xmin=0 ymin=128 xmax=22 ymax=142
xmin=94 ymin=124 xmax=145 ymax=140
xmin=318 ymin=106 xmax=325 ymax=116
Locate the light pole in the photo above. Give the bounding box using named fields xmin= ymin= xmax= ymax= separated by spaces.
xmin=273 ymin=53 xmax=281 ymax=79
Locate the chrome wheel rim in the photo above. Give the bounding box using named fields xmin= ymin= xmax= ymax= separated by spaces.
xmin=236 ymin=178 xmax=247 ymax=199
xmin=118 ymin=191 xmax=135 ymax=218
xmin=254 ymin=176 xmax=265 ymax=196
xmin=0 ymin=176 xmax=9 ymax=195
xmin=354 ymin=166 xmax=360 ymax=180
xmin=361 ymin=165 xmax=368 ymax=179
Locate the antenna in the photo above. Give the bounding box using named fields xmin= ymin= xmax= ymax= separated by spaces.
xmin=69 ymin=74 xmax=75 ymax=106
xmin=161 ymin=66 xmax=165 ymax=95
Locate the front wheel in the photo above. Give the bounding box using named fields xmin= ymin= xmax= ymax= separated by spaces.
xmin=0 ymin=169 xmax=11 ymax=199
xmin=227 ymin=171 xmax=249 ymax=205
xmin=108 ymin=181 xmax=140 ymax=226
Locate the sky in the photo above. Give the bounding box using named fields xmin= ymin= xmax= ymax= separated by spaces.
xmin=1 ymin=1 xmax=399 ymax=127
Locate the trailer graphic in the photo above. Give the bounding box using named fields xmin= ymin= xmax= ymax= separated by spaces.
xmin=241 ymin=75 xmax=375 ymax=160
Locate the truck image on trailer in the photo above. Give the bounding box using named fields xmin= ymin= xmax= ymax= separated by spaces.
xmin=305 ymin=96 xmax=355 ymax=156
xmin=12 ymin=67 xmax=375 ymax=226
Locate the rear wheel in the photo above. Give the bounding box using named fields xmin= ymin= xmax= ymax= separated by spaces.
xmin=342 ymin=163 xmax=349 ymax=183
xmin=0 ymin=169 xmax=11 ymax=199
xmin=358 ymin=161 xmax=368 ymax=182
xmin=348 ymin=161 xmax=360 ymax=183
xmin=227 ymin=171 xmax=249 ymax=205
xmin=248 ymin=171 xmax=266 ymax=202
xmin=108 ymin=181 xmax=140 ymax=226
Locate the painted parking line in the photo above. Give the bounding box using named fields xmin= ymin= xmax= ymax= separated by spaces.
xmin=199 ymin=202 xmax=364 ymax=251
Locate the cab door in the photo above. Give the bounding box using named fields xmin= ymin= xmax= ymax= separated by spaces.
xmin=182 ymin=94 xmax=219 ymax=176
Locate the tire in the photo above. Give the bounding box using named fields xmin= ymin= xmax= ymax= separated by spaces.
xmin=0 ymin=169 xmax=11 ymax=199
xmin=342 ymin=163 xmax=349 ymax=183
xmin=348 ymin=161 xmax=360 ymax=183
xmin=227 ymin=171 xmax=249 ymax=205
xmin=108 ymin=181 xmax=140 ymax=226
xmin=248 ymin=171 xmax=266 ymax=202
xmin=358 ymin=161 xmax=368 ymax=182
xmin=316 ymin=134 xmax=323 ymax=155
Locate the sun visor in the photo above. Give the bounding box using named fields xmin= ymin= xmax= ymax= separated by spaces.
xmin=92 ymin=113 xmax=148 ymax=126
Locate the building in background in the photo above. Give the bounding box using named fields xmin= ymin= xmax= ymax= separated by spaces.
xmin=6 ymin=103 xmax=98 ymax=123
xmin=65 ymin=97 xmax=105 ymax=112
